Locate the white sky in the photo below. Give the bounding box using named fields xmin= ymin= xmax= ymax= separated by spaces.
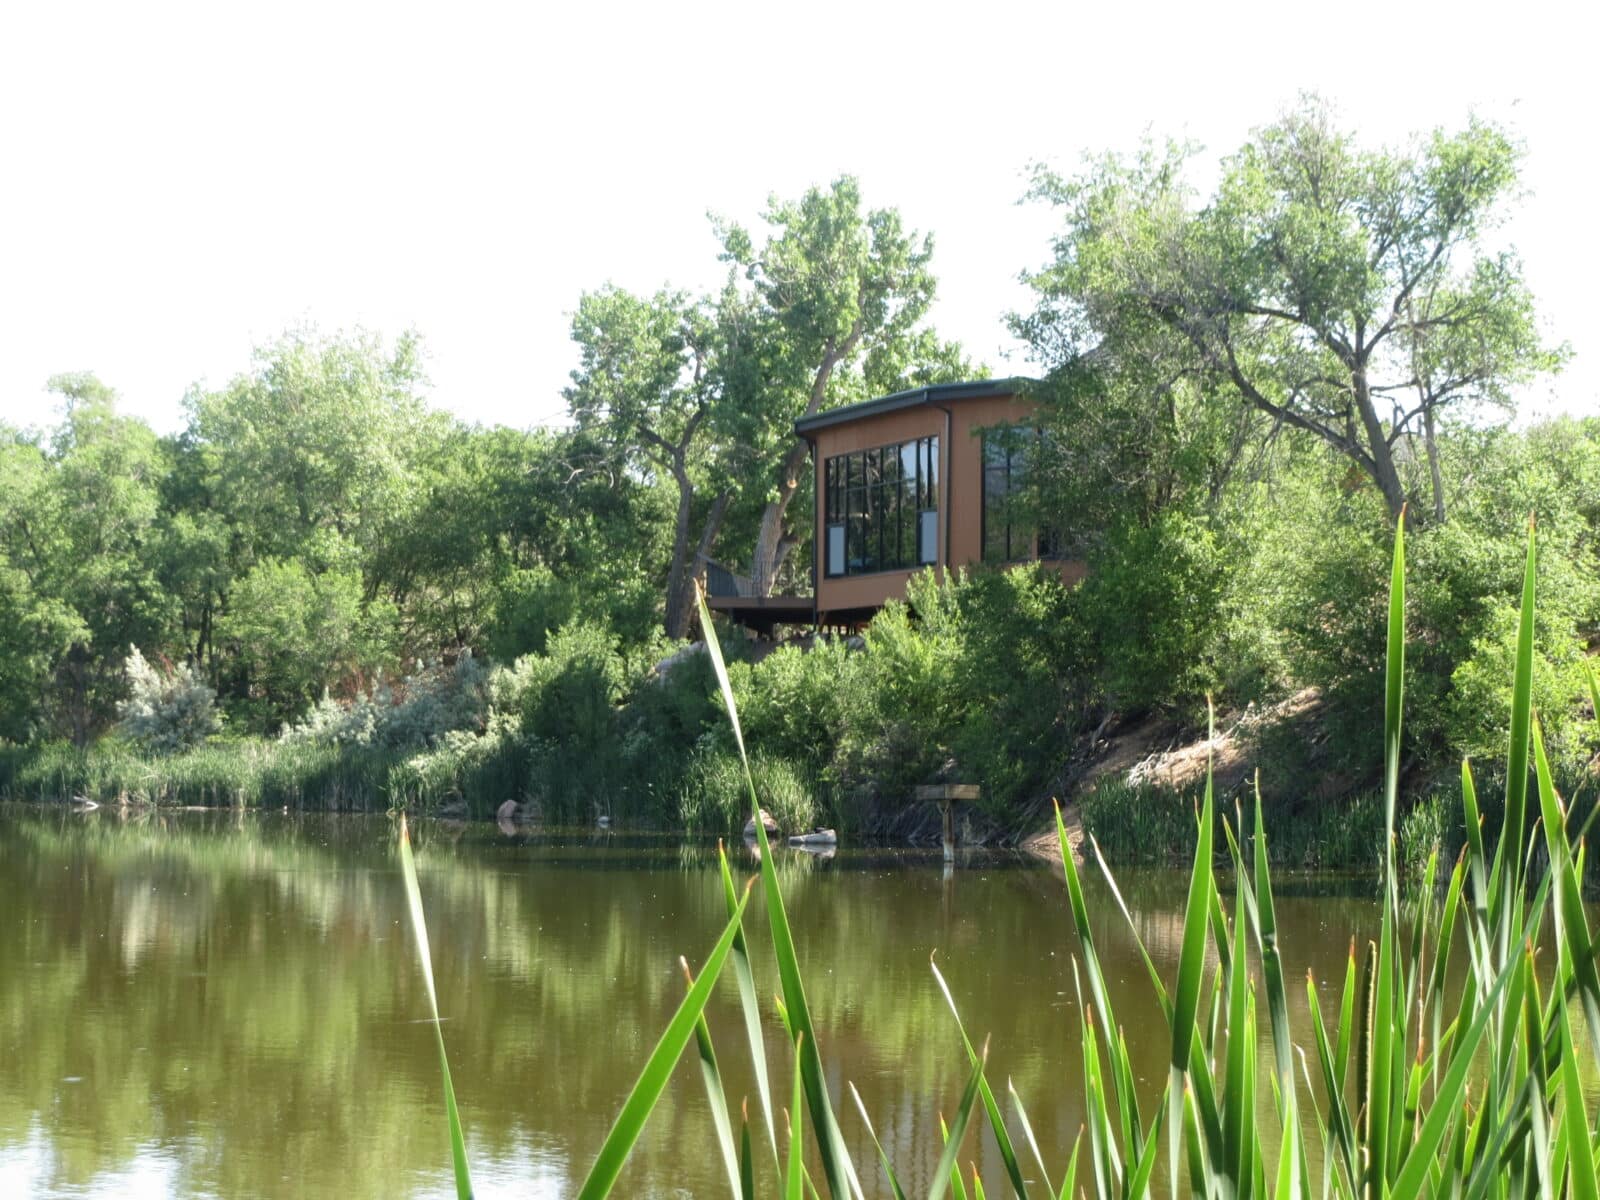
xmin=2 ymin=0 xmax=1596 ymax=437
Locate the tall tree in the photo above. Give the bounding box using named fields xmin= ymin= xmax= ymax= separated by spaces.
xmin=566 ymin=286 xmax=742 ymax=640
xmin=717 ymin=177 xmax=970 ymax=594
xmin=184 ymin=328 xmax=437 ymax=569
xmin=1018 ymin=98 xmax=1564 ymax=522
xmin=0 ymin=378 xmax=172 ymax=742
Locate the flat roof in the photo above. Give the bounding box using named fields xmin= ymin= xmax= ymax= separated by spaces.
xmin=793 ymin=377 xmax=1033 ymax=438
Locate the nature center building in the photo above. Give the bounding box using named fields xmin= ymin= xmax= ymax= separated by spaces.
xmin=708 ymin=378 xmax=1085 ymax=632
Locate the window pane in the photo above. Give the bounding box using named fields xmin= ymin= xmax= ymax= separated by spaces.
xmin=919 ymin=509 xmax=938 ymax=565
xmin=895 ymin=482 xmax=915 ymax=569
xmin=900 ymin=442 xmax=918 ymax=489
xmin=984 ymin=466 xmax=1009 ymax=563
xmin=882 ymin=444 xmax=901 ymax=488
xmin=1039 ymin=525 xmax=1061 ymax=561
xmin=827 ymin=524 xmax=845 ymax=576
xmin=880 ymin=475 xmax=899 ymax=567
xmin=847 ymin=513 xmax=866 ymax=573
xmin=924 ymin=437 xmax=939 ymax=509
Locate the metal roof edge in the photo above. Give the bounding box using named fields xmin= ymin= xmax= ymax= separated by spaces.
xmin=793 ymin=376 xmax=1035 ymax=439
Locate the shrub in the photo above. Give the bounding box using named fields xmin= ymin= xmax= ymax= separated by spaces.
xmin=115 ymin=646 xmax=221 ymax=753
xmin=279 ymin=652 xmax=491 ymax=749
xmin=729 ymin=637 xmax=863 ymax=773
xmin=218 ymin=557 xmax=397 ymax=729
xmin=1076 ymin=507 xmax=1229 ymax=714
xmin=519 ymin=621 xmax=632 ymax=820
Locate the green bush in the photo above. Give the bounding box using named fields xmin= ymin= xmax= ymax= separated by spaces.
xmin=728 ymin=637 xmax=861 ymax=773
xmin=1076 ymin=508 xmax=1229 ymax=714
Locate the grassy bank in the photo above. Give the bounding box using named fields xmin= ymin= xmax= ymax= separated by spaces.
xmin=0 ymin=734 xmax=531 ymax=815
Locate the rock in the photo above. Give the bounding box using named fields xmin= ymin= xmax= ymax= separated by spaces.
xmin=743 ymin=809 xmax=780 ymax=839
xmin=787 ymin=828 xmax=837 ymax=847
xmin=496 ymin=799 xmax=520 ymax=824
xmin=597 ymin=815 xmax=612 ymax=829
xmin=653 ymin=642 xmax=707 ymax=677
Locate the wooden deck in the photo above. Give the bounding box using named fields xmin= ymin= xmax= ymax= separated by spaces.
xmin=704 ymin=593 xmax=816 ymax=635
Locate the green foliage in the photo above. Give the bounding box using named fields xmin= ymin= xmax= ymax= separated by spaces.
xmin=1253 ymin=425 xmax=1600 ymax=781
xmin=677 ymin=747 xmax=815 ymax=835
xmin=0 ymin=557 xmax=82 ymax=742
xmin=729 ymin=638 xmax=862 ymax=772
xmin=519 ymin=622 xmax=628 ymax=752
xmin=1076 ymin=509 xmax=1227 ymax=713
xmin=1019 ymin=97 xmax=1564 ymax=519
xmin=516 ymin=622 xmax=633 ymax=819
xmin=219 ymin=557 xmax=397 ymax=728
xmin=721 ymin=568 xmax=1090 ymax=822
xmin=0 ymin=384 xmax=173 ymax=742
xmin=183 ymin=328 xmax=436 ymax=568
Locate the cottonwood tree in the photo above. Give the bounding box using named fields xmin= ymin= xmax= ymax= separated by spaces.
xmin=183 ymin=328 xmax=438 ymax=569
xmin=1017 ymin=98 xmax=1563 ymax=523
xmin=717 ymin=177 xmax=971 ymax=594
xmin=566 ymin=285 xmax=748 ymax=640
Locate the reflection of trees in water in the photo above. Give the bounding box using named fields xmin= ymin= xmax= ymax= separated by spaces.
xmin=6 ymin=811 xmax=1547 ymax=1198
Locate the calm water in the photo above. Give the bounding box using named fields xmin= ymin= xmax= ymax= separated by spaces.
xmin=0 ymin=805 xmax=1419 ymax=1197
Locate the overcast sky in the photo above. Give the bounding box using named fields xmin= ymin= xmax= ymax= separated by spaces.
xmin=3 ymin=0 xmax=1596 ymax=437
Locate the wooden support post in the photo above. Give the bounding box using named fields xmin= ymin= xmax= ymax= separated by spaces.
xmin=915 ymin=783 xmax=980 ymax=864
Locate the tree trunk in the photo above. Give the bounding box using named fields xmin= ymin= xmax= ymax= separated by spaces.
xmin=749 ymin=439 xmax=812 ymax=596
xmin=661 ymin=461 xmax=697 ymax=641
xmin=1353 ymin=374 xmax=1408 ymax=520
xmin=1422 ymin=405 xmax=1447 ymax=525
xmin=749 ymin=325 xmax=861 ymax=596
xmin=664 ymin=492 xmax=731 ymax=641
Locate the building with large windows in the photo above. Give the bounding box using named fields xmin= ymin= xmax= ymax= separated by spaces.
xmin=707 ymin=378 xmax=1085 ymax=632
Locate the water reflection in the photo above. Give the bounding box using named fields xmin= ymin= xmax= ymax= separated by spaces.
xmin=0 ymin=807 xmax=1585 ymax=1198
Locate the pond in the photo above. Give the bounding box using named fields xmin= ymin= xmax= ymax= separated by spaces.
xmin=0 ymin=805 xmax=1485 ymax=1197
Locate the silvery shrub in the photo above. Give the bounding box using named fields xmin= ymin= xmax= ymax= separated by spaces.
xmin=117 ymin=646 xmax=222 ymax=753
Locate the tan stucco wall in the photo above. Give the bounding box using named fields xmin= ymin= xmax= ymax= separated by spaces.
xmin=809 ymin=390 xmax=1085 ymax=617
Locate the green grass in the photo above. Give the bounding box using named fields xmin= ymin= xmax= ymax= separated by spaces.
xmin=0 ymin=731 xmax=533 ymax=816
xmin=394 ymin=528 xmax=1600 ymax=1197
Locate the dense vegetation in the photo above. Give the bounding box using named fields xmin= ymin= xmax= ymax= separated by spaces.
xmin=407 ymin=526 xmax=1600 ymax=1199
xmin=2 ymin=100 xmax=1595 ymax=851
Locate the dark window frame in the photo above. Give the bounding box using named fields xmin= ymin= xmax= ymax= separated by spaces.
xmin=981 ymin=426 xmax=1064 ymax=565
xmin=822 ymin=435 xmax=939 ymax=578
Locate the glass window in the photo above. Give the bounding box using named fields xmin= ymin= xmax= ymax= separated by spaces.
xmin=982 ymin=427 xmax=1044 ymax=564
xmin=918 ymin=510 xmax=938 ymax=565
xmin=823 ymin=433 xmax=940 ymax=576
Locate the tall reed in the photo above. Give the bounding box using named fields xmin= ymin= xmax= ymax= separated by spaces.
xmin=398 ymin=525 xmax=1600 ymax=1197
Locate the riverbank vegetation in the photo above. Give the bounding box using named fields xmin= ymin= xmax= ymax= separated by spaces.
xmin=2 ymin=100 xmax=1595 ymax=861
xmin=403 ymin=526 xmax=1600 ymax=1198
